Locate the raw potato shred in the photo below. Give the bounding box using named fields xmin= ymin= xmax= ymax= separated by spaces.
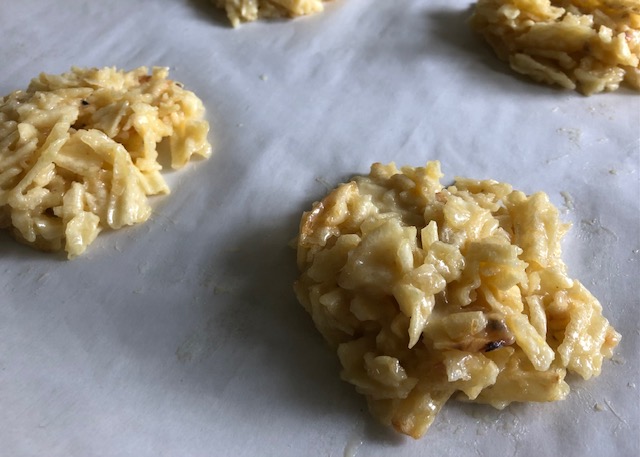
xmin=0 ymin=67 xmax=211 ymax=258
xmin=294 ymin=162 xmax=620 ymax=438
xmin=471 ymin=0 xmax=640 ymax=94
xmin=213 ymin=0 xmax=328 ymax=27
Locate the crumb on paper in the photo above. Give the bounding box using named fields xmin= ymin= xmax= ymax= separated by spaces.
xmin=579 ymin=218 xmax=619 ymax=242
xmin=545 ymin=153 xmax=571 ymax=165
xmin=556 ymin=128 xmax=582 ymax=147
xmin=604 ymin=399 xmax=628 ymax=424
xmin=586 ymin=102 xmax=616 ymax=120
xmin=343 ymin=437 xmax=363 ymax=457
xmin=259 ymin=74 xmax=268 ymax=81
xmin=610 ymin=354 xmax=625 ymax=365
xmin=560 ymin=191 xmax=575 ymax=211
xmin=294 ymin=161 xmax=621 ymax=438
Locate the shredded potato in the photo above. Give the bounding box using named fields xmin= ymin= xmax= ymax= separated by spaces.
xmin=213 ymin=0 xmax=329 ymax=27
xmin=294 ymin=162 xmax=620 ymax=438
xmin=0 ymin=67 xmax=211 ymax=258
xmin=470 ymin=0 xmax=640 ymax=95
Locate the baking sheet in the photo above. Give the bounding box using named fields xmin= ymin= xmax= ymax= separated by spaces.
xmin=1 ymin=0 xmax=638 ymax=455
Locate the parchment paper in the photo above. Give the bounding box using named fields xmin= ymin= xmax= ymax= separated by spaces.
xmin=1 ymin=1 xmax=638 ymax=456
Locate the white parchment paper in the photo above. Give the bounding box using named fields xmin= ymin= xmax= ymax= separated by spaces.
xmin=1 ymin=1 xmax=638 ymax=456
